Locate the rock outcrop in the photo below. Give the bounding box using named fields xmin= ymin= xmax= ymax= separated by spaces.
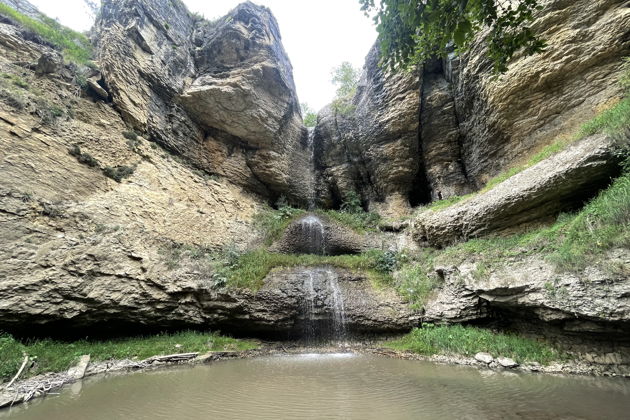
xmin=450 ymin=0 xmax=630 ymax=186
xmin=423 ymin=249 xmax=630 ymax=364
xmin=313 ymin=0 xmax=629 ymax=217
xmin=96 ymin=0 xmax=311 ymax=204
xmin=412 ymin=134 xmax=620 ymax=247
xmin=271 ymin=214 xmax=368 ymax=255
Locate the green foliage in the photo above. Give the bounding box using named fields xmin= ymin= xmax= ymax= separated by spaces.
xmin=385 ymin=324 xmax=561 ymax=364
xmin=576 ymin=97 xmax=630 ymax=141
xmin=340 ymin=190 xmax=363 ymax=213
xmin=1 ymin=72 xmax=29 ymax=89
xmin=331 ymin=61 xmax=360 ymax=115
xmin=0 ymin=331 xmax=257 ymax=382
xmin=436 ymin=166 xmax=630 ymax=274
xmin=393 ymin=249 xmax=440 ymax=307
xmin=360 ymin=0 xmax=546 ymax=73
xmin=300 ymin=102 xmax=318 ymax=127
xmin=0 ymin=333 xmax=25 ymax=381
xmin=0 ymin=4 xmax=93 ymax=64
xmin=255 ymin=204 xmax=306 ymax=246
xmin=103 ymin=165 xmax=135 ymax=182
xmin=68 ymin=145 xmax=99 ymax=167
xmin=216 ymin=249 xmax=394 ymax=290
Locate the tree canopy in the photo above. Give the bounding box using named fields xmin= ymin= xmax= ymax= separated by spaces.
xmin=331 ymin=61 xmax=361 ymax=115
xmin=300 ymin=102 xmax=318 ymax=127
xmin=359 ymin=0 xmax=546 ymax=73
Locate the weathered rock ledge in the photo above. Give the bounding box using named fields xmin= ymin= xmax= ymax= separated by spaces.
xmin=422 ymin=248 xmax=630 ymax=365
xmin=412 ymin=134 xmax=621 ymax=247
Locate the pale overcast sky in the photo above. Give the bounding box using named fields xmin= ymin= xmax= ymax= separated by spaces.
xmin=28 ymin=0 xmax=377 ymax=110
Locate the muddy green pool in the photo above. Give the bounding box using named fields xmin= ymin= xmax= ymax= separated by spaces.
xmin=2 ymin=353 xmax=629 ymax=420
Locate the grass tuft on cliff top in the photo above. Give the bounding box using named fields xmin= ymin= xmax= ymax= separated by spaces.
xmin=0 ymin=4 xmax=93 ymax=64
xmin=0 ymin=331 xmax=257 ymax=383
xmin=385 ymin=325 xmax=562 ymax=365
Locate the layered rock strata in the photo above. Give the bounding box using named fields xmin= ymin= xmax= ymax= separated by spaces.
xmin=96 ymin=0 xmax=311 ymax=204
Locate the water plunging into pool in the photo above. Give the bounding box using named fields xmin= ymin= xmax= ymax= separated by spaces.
xmin=300 ymin=268 xmax=347 ymax=342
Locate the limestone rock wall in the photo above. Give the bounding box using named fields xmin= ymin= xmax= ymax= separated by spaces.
xmin=451 ymin=0 xmax=630 ymax=186
xmin=96 ymin=0 xmax=311 ymax=204
xmin=314 ymin=0 xmax=629 ymax=216
xmin=313 ymin=44 xmax=421 ymax=216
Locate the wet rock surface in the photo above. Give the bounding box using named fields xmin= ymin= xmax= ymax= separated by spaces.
xmin=270 ymin=214 xmax=368 ymax=255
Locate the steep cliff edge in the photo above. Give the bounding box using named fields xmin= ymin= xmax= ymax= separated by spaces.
xmin=96 ymin=0 xmax=311 ymax=204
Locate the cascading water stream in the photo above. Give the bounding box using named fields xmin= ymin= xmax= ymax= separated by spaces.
xmin=297 ymin=215 xmax=325 ymax=255
xmin=302 ymin=271 xmax=316 ymax=342
xmin=325 ymin=268 xmax=347 ymax=340
xmin=299 ymin=268 xmax=347 ymax=343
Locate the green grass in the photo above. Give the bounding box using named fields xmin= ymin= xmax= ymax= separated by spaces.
xmin=393 ymin=250 xmax=440 ymax=308
xmin=0 ymin=4 xmax=93 ymax=64
xmin=577 ymin=97 xmax=630 ymax=139
xmin=254 ymin=206 xmax=306 ymax=245
xmin=215 ymin=248 xmax=395 ymax=290
xmin=0 ymin=331 xmax=257 ymax=383
xmin=385 ymin=325 xmax=562 ymax=364
xmin=314 ymin=209 xmax=381 ymax=233
xmin=436 ymin=166 xmax=630 ymax=273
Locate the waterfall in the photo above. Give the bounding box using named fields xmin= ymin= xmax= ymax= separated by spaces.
xmin=297 ymin=215 xmax=325 ymax=255
xmin=325 ymin=268 xmax=347 ymax=340
xmin=299 ymin=268 xmax=347 ymax=342
xmin=302 ymin=271 xmax=316 ymax=342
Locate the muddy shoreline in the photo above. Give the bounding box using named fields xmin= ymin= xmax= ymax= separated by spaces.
xmin=2 ymin=342 xmax=629 ymax=411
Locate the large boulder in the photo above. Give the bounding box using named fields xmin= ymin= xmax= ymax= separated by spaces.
xmin=95 ymin=0 xmax=311 ymax=204
xmin=412 ymin=135 xmax=620 ymax=247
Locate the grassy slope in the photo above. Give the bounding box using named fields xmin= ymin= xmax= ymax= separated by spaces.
xmin=0 ymin=331 xmax=257 ymax=382
xmin=0 ymin=3 xmax=93 ymax=64
xmin=385 ymin=325 xmax=562 ymax=364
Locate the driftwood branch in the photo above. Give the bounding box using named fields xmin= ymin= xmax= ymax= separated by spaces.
xmin=144 ymin=352 xmax=199 ymax=363
xmin=6 ymin=355 xmax=29 ymax=389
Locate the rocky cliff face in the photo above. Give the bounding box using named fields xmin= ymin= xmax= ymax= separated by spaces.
xmin=313 ymin=45 xmax=422 ymax=216
xmin=314 ymin=0 xmax=629 ymax=215
xmin=96 ymin=0 xmax=311 ymax=205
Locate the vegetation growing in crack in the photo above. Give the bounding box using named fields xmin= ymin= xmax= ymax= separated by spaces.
xmin=0 ymin=331 xmax=256 ymax=383
xmin=0 ymin=4 xmax=93 ymax=65
xmin=385 ymin=324 xmax=562 ymax=365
